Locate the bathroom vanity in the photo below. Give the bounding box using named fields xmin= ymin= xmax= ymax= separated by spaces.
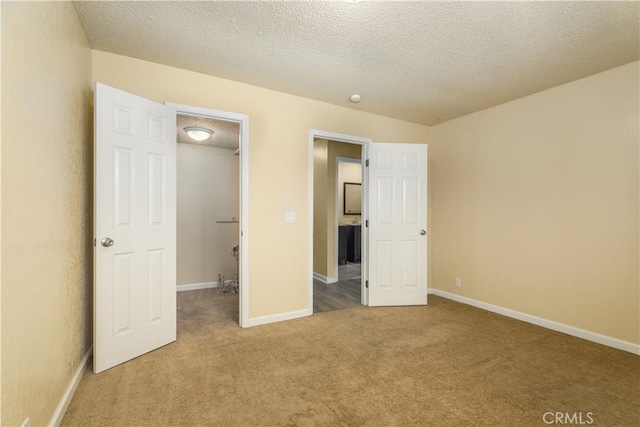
xmin=338 ymin=225 xmax=361 ymax=265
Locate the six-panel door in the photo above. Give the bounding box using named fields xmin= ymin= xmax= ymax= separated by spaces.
xmin=94 ymin=83 xmax=177 ymax=373
xmin=368 ymin=143 xmax=428 ymax=306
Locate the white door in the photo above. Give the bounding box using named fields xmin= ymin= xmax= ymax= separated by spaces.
xmin=368 ymin=143 xmax=427 ymax=306
xmin=94 ymin=83 xmax=177 ymax=373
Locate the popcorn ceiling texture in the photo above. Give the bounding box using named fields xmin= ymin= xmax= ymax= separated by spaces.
xmin=1 ymin=2 xmax=92 ymax=426
xmin=72 ymin=1 xmax=639 ymax=126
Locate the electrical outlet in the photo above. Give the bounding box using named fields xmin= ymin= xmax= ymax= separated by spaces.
xmin=21 ymin=418 xmax=30 ymax=427
xmin=455 ymin=277 xmax=462 ymax=288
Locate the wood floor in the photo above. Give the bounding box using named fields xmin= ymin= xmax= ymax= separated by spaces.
xmin=313 ymin=263 xmax=362 ymax=313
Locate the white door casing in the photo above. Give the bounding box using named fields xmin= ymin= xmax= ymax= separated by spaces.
xmin=308 ymin=130 xmax=371 ymax=312
xmin=94 ymin=83 xmax=177 ymax=373
xmin=368 ymin=143 xmax=428 ymax=306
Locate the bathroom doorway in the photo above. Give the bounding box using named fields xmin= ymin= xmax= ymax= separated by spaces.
xmin=311 ymin=133 xmax=367 ymax=313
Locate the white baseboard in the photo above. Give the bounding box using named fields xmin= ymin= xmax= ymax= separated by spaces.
xmin=313 ymin=272 xmax=338 ymax=284
xmin=49 ymin=347 xmax=92 ymax=427
xmin=428 ymin=288 xmax=640 ymax=356
xmin=247 ymin=308 xmax=311 ymax=327
xmin=177 ymin=281 xmax=221 ymax=292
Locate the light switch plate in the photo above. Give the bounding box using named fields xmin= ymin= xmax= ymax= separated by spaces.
xmin=285 ymin=212 xmax=296 ymax=224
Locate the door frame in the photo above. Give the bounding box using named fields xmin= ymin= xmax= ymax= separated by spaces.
xmin=308 ymin=129 xmax=371 ymax=310
xmin=167 ymin=103 xmax=250 ymax=327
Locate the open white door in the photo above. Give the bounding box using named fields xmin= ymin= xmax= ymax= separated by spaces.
xmin=94 ymin=83 xmax=177 ymax=373
xmin=368 ymin=143 xmax=427 ymax=306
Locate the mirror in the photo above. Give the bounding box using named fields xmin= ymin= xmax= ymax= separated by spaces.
xmin=344 ymin=182 xmax=362 ymax=215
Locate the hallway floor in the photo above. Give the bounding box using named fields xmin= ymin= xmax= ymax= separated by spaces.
xmin=313 ymin=262 xmax=362 ymax=313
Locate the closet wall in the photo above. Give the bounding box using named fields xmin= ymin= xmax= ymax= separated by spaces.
xmin=177 ymin=143 xmax=239 ymax=286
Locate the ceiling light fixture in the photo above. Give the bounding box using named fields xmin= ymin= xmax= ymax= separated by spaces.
xmin=350 ymin=94 xmax=361 ymax=103
xmin=184 ymin=126 xmax=213 ymax=142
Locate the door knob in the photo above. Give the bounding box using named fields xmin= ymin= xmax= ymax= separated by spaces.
xmin=420 ymin=230 xmax=426 ymax=236
xmin=101 ymin=237 xmax=115 ymax=247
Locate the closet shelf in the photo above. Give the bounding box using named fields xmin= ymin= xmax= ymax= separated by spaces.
xmin=215 ymin=216 xmax=239 ymax=224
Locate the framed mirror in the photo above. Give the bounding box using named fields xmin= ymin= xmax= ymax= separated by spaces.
xmin=344 ymin=182 xmax=362 ymax=215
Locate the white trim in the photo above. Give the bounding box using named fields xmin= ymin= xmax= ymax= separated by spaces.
xmin=428 ymin=288 xmax=640 ymax=356
xmin=166 ymin=103 xmax=250 ymax=328
xmin=177 ymin=281 xmax=220 ymax=292
xmin=310 ymin=129 xmax=371 ymax=146
xmin=361 ymin=143 xmax=369 ymax=305
xmin=166 ymin=104 xmax=249 ymax=123
xmin=313 ymin=272 xmax=338 ymax=284
xmin=309 ymin=130 xmax=372 ymax=314
xmin=247 ymin=308 xmax=311 ymax=327
xmin=49 ymin=348 xmax=92 ymax=427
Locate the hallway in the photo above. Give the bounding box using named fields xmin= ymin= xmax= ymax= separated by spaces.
xmin=313 ymin=263 xmax=361 ymax=313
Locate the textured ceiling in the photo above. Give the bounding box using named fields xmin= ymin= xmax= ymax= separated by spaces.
xmin=177 ymin=113 xmax=239 ymax=150
xmin=74 ymin=1 xmax=639 ymax=126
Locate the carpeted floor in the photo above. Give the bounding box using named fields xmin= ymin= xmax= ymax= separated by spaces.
xmin=62 ymin=290 xmax=639 ymax=426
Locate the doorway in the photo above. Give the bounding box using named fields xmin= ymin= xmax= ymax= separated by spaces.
xmin=309 ymin=130 xmax=371 ymax=313
xmin=94 ymin=84 xmax=253 ymax=372
xmin=168 ymin=103 xmax=250 ymax=327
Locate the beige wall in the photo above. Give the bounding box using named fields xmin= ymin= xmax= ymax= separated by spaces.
xmin=338 ymin=161 xmax=362 ymax=225
xmin=0 ymin=3 xmax=3 ymax=424
xmin=429 ymin=61 xmax=640 ymax=344
xmin=1 ymin=2 xmax=92 ymax=426
xmin=92 ymin=51 xmax=430 ymax=317
xmin=313 ymin=139 xmax=329 ymax=277
xmin=177 ymin=144 xmax=239 ymax=286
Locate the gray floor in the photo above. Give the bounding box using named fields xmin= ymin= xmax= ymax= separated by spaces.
xmin=337 ymin=262 xmax=361 ymax=280
xmin=313 ymin=263 xmax=362 ymax=313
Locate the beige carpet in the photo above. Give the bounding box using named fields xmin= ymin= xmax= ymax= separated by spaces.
xmin=62 ymin=290 xmax=639 ymax=426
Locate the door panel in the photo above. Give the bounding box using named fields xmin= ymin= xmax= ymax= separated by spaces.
xmin=368 ymin=143 xmax=427 ymax=306
xmin=94 ymin=82 xmax=177 ymax=373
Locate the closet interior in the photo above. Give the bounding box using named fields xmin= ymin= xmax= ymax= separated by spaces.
xmin=176 ymin=113 xmax=240 ymax=294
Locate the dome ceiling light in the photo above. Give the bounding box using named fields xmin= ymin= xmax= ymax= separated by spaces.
xmin=184 ymin=126 xmax=214 ymax=142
